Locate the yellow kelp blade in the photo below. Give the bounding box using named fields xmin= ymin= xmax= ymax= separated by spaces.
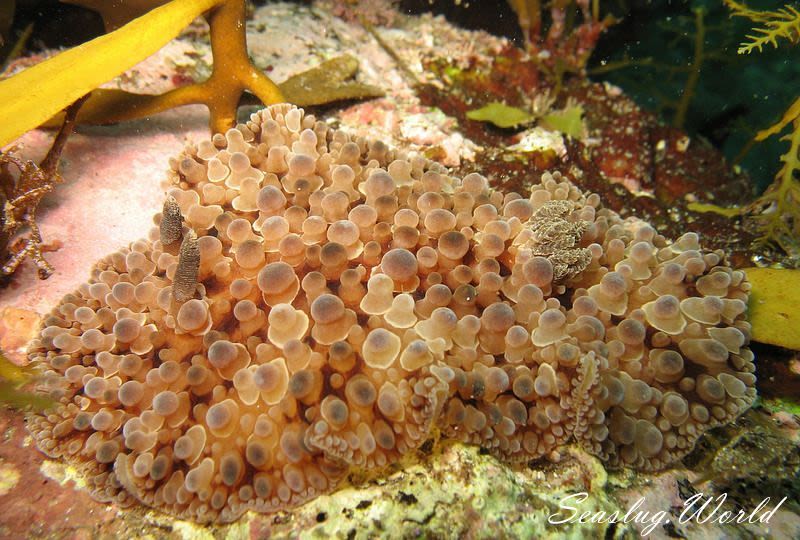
xmin=42 ymin=56 xmax=384 ymax=127
xmin=745 ymin=267 xmax=800 ymax=350
xmin=0 ymin=0 xmax=219 ymax=148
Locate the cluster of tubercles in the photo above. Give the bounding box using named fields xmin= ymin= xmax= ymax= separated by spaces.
xmin=27 ymin=104 xmax=755 ymax=523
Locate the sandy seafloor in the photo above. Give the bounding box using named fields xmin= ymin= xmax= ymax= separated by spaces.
xmin=0 ymin=2 xmax=799 ymax=538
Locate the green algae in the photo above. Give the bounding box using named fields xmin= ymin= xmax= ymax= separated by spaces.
xmin=540 ymin=105 xmax=586 ymax=139
xmin=762 ymin=397 xmax=800 ymax=417
xmin=0 ymin=353 xmax=54 ymax=411
xmin=466 ymin=101 xmax=586 ymax=138
xmin=466 ymin=102 xmax=535 ymax=128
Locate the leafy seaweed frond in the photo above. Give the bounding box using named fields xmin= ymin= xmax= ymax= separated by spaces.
xmin=724 ymin=0 xmax=800 ymax=54
xmin=749 ymin=113 xmax=800 ymax=253
xmin=726 ymin=2 xmax=800 ymax=253
xmin=465 ymin=94 xmax=587 ymax=139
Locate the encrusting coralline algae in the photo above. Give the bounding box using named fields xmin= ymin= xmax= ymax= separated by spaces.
xmin=26 ymin=104 xmax=756 ymax=523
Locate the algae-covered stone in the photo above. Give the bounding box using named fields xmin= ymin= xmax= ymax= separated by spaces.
xmin=248 ymin=442 xmax=632 ymax=539
xmin=0 ymin=460 xmax=20 ymax=496
xmin=278 ymin=55 xmax=385 ymax=107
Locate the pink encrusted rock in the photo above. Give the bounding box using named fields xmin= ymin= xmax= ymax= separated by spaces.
xmin=1 ymin=110 xmax=209 ymax=314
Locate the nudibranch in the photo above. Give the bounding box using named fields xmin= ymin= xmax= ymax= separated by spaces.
xmin=27 ymin=104 xmax=755 ymax=522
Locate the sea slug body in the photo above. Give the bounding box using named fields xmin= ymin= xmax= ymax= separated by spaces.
xmin=27 ymin=104 xmax=755 ymax=523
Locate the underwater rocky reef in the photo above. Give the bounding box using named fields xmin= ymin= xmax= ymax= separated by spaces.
xmin=0 ymin=1 xmax=799 ymax=539
xmin=26 ymin=103 xmax=757 ymax=522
